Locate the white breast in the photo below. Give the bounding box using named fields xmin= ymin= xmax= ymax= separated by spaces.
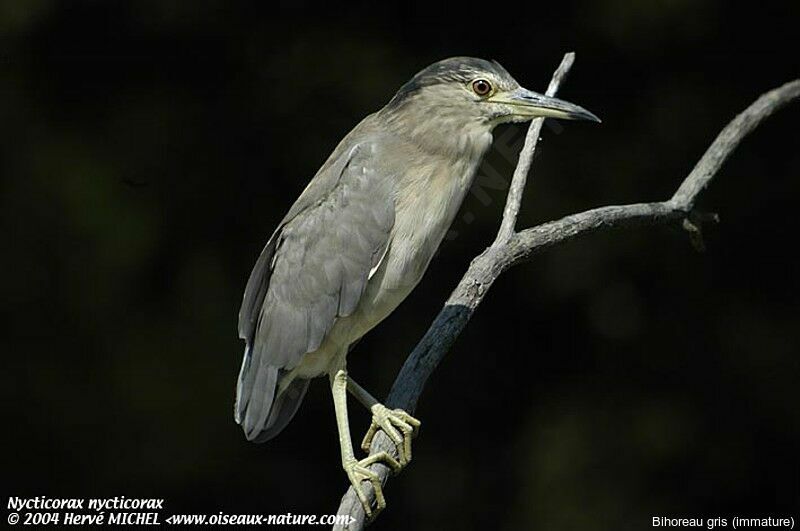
xmin=303 ymin=128 xmax=493 ymax=368
xmin=354 ymin=129 xmax=492 ymax=330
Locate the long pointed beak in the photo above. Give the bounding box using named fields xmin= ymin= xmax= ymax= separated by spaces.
xmin=490 ymin=87 xmax=601 ymax=122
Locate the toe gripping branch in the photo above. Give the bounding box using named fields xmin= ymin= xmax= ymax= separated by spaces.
xmin=333 ymin=370 xmax=421 ymax=519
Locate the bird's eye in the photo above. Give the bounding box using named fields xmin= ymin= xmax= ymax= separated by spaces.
xmin=471 ymin=79 xmax=493 ymax=97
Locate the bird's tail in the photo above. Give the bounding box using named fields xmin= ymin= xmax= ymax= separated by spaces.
xmin=234 ymin=346 xmax=310 ymax=443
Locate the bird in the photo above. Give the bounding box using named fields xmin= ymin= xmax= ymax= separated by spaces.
xmin=234 ymin=56 xmax=599 ymax=516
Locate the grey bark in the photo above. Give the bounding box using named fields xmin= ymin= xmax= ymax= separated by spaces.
xmin=333 ymin=51 xmax=800 ymax=529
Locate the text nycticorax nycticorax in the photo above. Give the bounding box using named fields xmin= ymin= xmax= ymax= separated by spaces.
xmin=235 ymin=57 xmax=598 ymax=516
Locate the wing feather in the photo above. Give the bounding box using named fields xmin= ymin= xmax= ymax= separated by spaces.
xmin=235 ymin=142 xmax=395 ymax=440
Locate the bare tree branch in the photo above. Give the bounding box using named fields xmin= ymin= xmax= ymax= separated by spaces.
xmin=496 ymin=52 xmax=575 ymax=244
xmin=333 ymin=50 xmax=800 ymax=528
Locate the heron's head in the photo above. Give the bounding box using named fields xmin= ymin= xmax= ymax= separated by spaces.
xmin=383 ymin=57 xmax=599 ymax=130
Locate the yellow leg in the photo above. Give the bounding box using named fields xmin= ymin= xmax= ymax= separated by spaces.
xmin=331 ymin=370 xmax=400 ymax=518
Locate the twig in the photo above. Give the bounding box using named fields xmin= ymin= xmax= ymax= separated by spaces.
xmin=333 ymin=53 xmax=800 ymax=528
xmin=495 ymin=52 xmax=575 ymax=244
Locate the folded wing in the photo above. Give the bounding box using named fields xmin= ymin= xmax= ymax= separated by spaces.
xmin=235 ymin=142 xmax=395 ymax=441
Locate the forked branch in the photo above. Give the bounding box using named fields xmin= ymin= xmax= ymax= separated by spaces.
xmin=334 ymin=52 xmax=800 ymax=529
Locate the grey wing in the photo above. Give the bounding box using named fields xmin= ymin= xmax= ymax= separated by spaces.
xmin=235 ymin=142 xmax=395 ymax=441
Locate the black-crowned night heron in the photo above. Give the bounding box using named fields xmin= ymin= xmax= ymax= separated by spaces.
xmin=235 ymin=57 xmax=598 ymax=516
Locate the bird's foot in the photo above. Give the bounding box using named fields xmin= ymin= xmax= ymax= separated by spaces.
xmin=343 ymin=452 xmax=401 ymax=519
xmin=361 ymin=404 xmax=421 ymax=467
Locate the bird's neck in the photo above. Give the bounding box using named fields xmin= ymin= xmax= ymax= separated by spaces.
xmin=379 ymin=110 xmax=494 ymax=253
xmin=378 ymin=108 xmax=494 ymax=164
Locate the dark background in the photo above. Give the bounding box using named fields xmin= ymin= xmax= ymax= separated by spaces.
xmin=2 ymin=1 xmax=798 ymax=529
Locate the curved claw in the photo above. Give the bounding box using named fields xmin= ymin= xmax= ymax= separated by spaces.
xmin=361 ymin=405 xmax=421 ymax=467
xmin=343 ymin=452 xmax=400 ymax=519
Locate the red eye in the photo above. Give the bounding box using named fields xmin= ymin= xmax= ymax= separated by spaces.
xmin=471 ymin=79 xmax=492 ymax=96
